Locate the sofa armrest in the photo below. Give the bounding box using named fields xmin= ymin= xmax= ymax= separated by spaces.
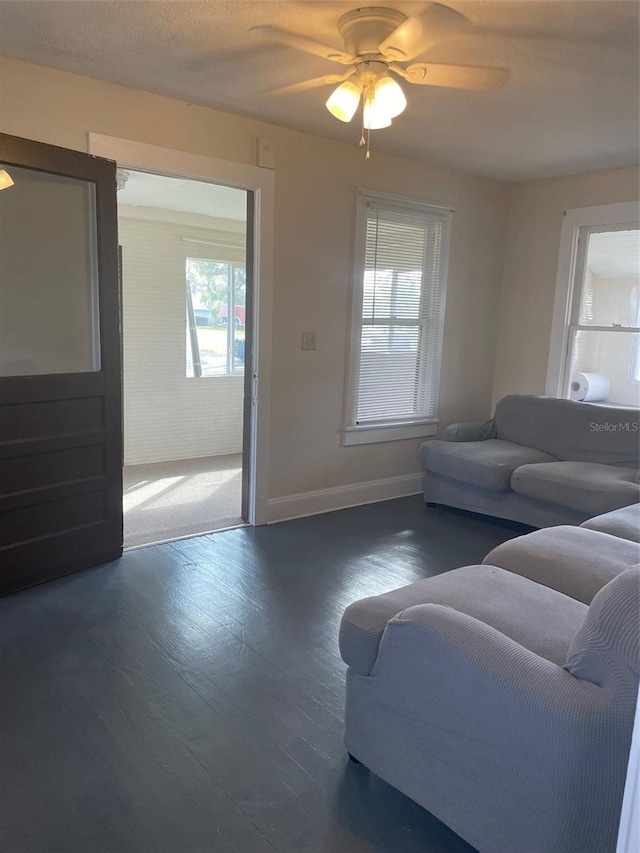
xmin=339 ymin=577 xmax=437 ymax=676
xmin=378 ymin=604 xmax=607 ymax=722
xmin=440 ymin=419 xmax=495 ymax=442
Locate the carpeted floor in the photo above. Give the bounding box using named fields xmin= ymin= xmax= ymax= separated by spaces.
xmin=123 ymin=454 xmax=244 ymax=548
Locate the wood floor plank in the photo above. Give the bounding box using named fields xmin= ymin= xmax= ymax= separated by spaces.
xmin=0 ymin=644 xmax=154 ymax=853
xmin=8 ymin=600 xmax=275 ymax=853
xmin=0 ymin=497 xmax=522 ymax=852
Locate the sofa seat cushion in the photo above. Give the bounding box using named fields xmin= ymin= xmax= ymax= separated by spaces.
xmin=581 ymin=504 xmax=640 ymax=543
xmin=511 ymin=461 xmax=640 ymax=516
xmin=421 ymin=439 xmax=556 ymax=492
xmin=484 ymin=526 xmax=640 ymax=604
xmin=339 ymin=564 xmax=586 ymax=676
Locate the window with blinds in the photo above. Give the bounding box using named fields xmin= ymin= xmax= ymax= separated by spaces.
xmin=344 ymin=192 xmax=451 ymax=445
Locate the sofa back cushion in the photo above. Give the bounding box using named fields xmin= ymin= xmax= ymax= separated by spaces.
xmin=494 ymin=395 xmax=640 ymax=466
xmin=564 ymin=567 xmax=640 ymax=691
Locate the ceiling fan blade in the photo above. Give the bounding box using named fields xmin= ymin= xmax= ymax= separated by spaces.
xmin=249 ymin=26 xmax=354 ymax=64
xmin=400 ymin=62 xmax=510 ymax=91
xmin=267 ymin=74 xmax=350 ymax=96
xmin=379 ymin=3 xmax=470 ymax=62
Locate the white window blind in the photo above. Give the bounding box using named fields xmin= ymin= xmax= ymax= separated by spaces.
xmin=345 ymin=192 xmax=451 ymax=444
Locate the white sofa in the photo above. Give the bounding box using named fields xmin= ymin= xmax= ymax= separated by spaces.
xmin=420 ymin=395 xmax=640 ymax=527
xmin=339 ymin=506 xmax=640 ymax=853
xmin=581 ymin=502 xmax=640 ymax=542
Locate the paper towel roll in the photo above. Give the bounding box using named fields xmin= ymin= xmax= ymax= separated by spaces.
xmin=570 ymin=372 xmax=610 ymax=402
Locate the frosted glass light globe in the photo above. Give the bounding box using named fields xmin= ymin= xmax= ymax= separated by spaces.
xmin=326 ymin=80 xmax=362 ymax=122
xmin=363 ymin=100 xmax=392 ymax=130
xmin=0 ymin=169 xmax=14 ymax=191
xmin=373 ymin=76 xmax=407 ymax=119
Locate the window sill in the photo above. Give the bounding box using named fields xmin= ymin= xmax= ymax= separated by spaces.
xmin=343 ymin=420 xmax=439 ymax=446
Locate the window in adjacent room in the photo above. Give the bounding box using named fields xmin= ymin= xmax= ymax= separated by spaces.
xmin=344 ymin=191 xmax=452 ymax=446
xmin=186 ymin=258 xmax=246 ymax=377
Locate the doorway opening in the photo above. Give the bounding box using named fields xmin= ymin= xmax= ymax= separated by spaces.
xmin=117 ymin=169 xmax=251 ymax=548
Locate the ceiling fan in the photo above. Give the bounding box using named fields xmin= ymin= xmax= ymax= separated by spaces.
xmin=250 ymin=3 xmax=509 ymax=157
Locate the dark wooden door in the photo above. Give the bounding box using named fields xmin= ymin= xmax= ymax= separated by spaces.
xmin=0 ymin=133 xmax=122 ymax=594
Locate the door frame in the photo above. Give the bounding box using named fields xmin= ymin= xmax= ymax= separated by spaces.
xmin=88 ymin=134 xmax=275 ymax=526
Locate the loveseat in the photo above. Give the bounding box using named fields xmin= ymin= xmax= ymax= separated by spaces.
xmin=420 ymin=395 xmax=640 ymax=527
xmin=339 ymin=507 xmax=640 ymax=853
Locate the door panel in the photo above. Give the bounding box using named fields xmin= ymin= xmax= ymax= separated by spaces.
xmin=0 ymin=444 xmax=104 ymax=494
xmin=0 ymin=133 xmax=122 ymax=594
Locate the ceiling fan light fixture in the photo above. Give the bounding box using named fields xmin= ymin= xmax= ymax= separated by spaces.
xmin=373 ymin=75 xmax=407 ymax=118
xmin=252 ymin=5 xmax=508 ymax=158
xmin=326 ymin=79 xmax=362 ymax=122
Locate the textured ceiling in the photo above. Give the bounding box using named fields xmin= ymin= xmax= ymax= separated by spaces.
xmin=118 ymin=170 xmax=247 ymax=220
xmin=0 ymin=1 xmax=638 ymax=180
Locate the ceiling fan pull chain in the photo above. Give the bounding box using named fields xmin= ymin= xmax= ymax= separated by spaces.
xmin=362 ymin=80 xmax=373 ymax=159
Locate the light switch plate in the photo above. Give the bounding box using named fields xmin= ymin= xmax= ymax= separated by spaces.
xmin=301 ymin=331 xmax=317 ymax=351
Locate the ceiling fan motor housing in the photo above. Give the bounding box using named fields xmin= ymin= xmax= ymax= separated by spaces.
xmin=354 ymin=60 xmax=389 ymax=87
xmin=337 ymin=7 xmax=406 ymax=58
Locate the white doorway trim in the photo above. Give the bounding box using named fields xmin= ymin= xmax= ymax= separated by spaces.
xmin=88 ymin=133 xmax=275 ymax=525
xmin=545 ymin=200 xmax=640 ymax=397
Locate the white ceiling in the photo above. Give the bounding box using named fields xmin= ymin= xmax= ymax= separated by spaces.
xmin=118 ymin=170 xmax=247 ymax=220
xmin=588 ymin=230 xmax=640 ymax=278
xmin=0 ymin=1 xmax=638 ymax=181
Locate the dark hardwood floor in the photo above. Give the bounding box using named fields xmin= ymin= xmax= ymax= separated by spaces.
xmin=0 ymin=497 xmax=525 ymax=853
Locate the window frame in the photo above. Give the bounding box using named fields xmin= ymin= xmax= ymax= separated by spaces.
xmin=562 ymin=224 xmax=640 ymax=398
xmin=186 ymin=257 xmax=246 ymax=379
xmin=546 ymin=201 xmax=640 ymax=397
xmin=343 ymin=190 xmax=453 ymax=446
xmin=632 ymin=334 xmax=640 ymax=384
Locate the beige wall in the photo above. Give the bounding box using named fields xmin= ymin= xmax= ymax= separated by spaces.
xmin=0 ymin=55 xmax=510 ymax=500
xmin=118 ymin=208 xmax=245 ymax=465
xmin=492 ymin=166 xmax=640 ymax=406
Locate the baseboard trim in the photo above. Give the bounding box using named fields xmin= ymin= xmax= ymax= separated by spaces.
xmin=266 ymin=473 xmax=423 ymax=524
